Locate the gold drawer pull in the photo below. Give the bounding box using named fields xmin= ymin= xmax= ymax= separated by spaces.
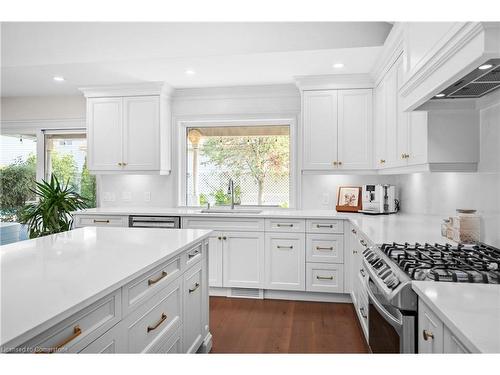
xmin=316 ymin=275 xmax=334 ymax=280
xmin=189 ymin=282 xmax=200 ymax=293
xmin=380 ymin=159 xmax=386 ymax=164
xmin=148 ymin=271 xmax=168 ymax=286
xmin=423 ymin=330 xmax=434 ymax=341
xmin=147 ymin=313 xmax=167 ymax=333
xmin=360 ymin=269 xmax=366 ymax=277
xmin=359 ymin=239 xmax=367 ymax=246
xmin=277 ymin=223 xmax=294 ymax=227
xmin=351 ymin=228 xmax=357 ymax=234
xmin=316 ymin=246 xmax=334 ymax=251
xmin=277 ymin=245 xmax=294 ymax=249
xmin=188 ymin=250 xmax=200 ymax=259
xmin=37 ymin=325 xmax=82 ymax=353
xmin=316 ymin=224 xmax=333 ymax=228
xmin=93 ymin=219 xmax=110 ymax=224
xmin=359 ymin=307 xmax=368 ymax=319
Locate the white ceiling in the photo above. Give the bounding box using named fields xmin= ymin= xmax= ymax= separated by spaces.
xmin=1 ymin=22 xmax=392 ymax=96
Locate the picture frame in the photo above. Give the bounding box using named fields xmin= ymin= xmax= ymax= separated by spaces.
xmin=336 ymin=186 xmax=362 ymax=212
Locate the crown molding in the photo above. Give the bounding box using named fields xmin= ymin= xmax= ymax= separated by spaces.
xmin=370 ymin=22 xmax=405 ymax=86
xmin=294 ymin=74 xmax=374 ymax=91
xmin=79 ymin=82 xmax=172 ymax=98
xmin=172 ymin=84 xmax=299 ymax=101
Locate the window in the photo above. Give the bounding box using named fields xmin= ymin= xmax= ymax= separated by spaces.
xmin=185 ymin=125 xmax=290 ymax=207
xmin=0 ymin=134 xmax=37 ymax=223
xmin=44 ymin=132 xmax=97 ymax=208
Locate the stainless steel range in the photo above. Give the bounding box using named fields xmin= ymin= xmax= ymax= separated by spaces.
xmin=362 ymin=242 xmax=500 ymax=353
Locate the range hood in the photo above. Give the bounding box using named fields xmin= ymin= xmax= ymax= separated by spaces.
xmin=433 ymin=58 xmax=500 ymax=99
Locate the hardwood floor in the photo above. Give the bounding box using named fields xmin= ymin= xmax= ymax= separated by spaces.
xmin=209 ymin=297 xmax=369 ymax=353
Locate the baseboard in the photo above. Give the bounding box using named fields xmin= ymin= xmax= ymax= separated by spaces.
xmin=209 ymin=287 xmax=352 ymax=303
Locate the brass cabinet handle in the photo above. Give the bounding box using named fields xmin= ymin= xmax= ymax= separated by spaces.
xmin=316 ymin=246 xmax=334 ymax=251
xmin=353 ymin=250 xmax=358 ymax=254
xmin=316 ymin=224 xmax=333 ymax=228
xmin=316 ymin=275 xmax=334 ymax=280
xmin=217 ymin=236 xmax=222 ymax=240
xmin=332 ymin=161 xmax=338 ymax=166
xmin=277 ymin=245 xmax=294 ymax=249
xmin=188 ymin=250 xmax=200 ymax=259
xmin=338 ymin=161 xmax=342 ymax=166
xmin=117 ymin=162 xmax=123 ymax=166
xmin=148 ymin=271 xmax=168 ymax=286
xmin=359 ymin=239 xmax=367 ymax=246
xmin=277 ymin=223 xmax=293 ymax=227
xmin=359 ymin=307 xmax=368 ymax=319
xmin=360 ymin=269 xmax=366 ymax=277
xmin=401 ymin=153 xmax=406 ymax=159
xmin=93 ymin=219 xmax=110 ymax=224
xmin=222 ymin=236 xmax=227 ymax=240
xmin=423 ymin=330 xmax=434 ymax=341
xmin=37 ymin=325 xmax=82 ymax=353
xmin=147 ymin=313 xmax=167 ymax=333
xmin=122 ymin=162 xmax=127 ymax=166
xmin=351 ymin=228 xmax=357 ymax=234
xmin=380 ymin=159 xmax=386 ymax=164
xmin=189 ymin=282 xmax=200 ymax=293
xmin=405 ymin=154 xmax=410 ymax=159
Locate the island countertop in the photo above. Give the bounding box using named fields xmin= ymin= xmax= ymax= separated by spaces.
xmin=0 ymin=227 xmax=211 ymax=349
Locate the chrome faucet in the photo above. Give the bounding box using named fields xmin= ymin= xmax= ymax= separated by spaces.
xmin=227 ymin=178 xmax=236 ymax=210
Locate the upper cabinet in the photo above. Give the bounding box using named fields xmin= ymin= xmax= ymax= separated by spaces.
xmin=302 ymin=88 xmax=373 ymax=171
xmin=81 ymin=83 xmax=172 ymax=174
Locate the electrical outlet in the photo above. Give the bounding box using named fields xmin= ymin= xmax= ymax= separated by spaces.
xmin=322 ymin=193 xmax=330 ymax=205
xmin=144 ymin=192 xmax=151 ymax=202
xmin=103 ymin=192 xmax=115 ymax=202
xmin=121 ymin=191 xmax=132 ymax=202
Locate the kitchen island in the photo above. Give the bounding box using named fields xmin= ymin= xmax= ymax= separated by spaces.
xmin=0 ymin=227 xmax=212 ymax=353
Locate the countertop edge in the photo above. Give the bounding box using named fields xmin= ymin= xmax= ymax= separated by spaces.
xmin=0 ymin=229 xmax=212 ymax=350
xmin=412 ymin=283 xmax=481 ymax=353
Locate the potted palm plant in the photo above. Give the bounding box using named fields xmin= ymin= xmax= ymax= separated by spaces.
xmin=19 ymin=175 xmax=88 ymax=238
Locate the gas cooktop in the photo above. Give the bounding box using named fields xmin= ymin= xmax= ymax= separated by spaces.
xmin=380 ymin=242 xmax=500 ymax=284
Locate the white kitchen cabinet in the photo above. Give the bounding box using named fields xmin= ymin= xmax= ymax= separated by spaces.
xmin=374 ymin=80 xmax=387 ymax=169
xmin=183 ymin=262 xmax=204 ymax=353
xmin=305 ymin=233 xmax=344 ymax=264
xmin=407 ymin=111 xmax=428 ymax=165
xmin=302 ymin=90 xmax=339 ymax=170
xmin=207 ymin=232 xmax=223 ymax=288
xmin=305 ymin=263 xmax=344 ymax=293
xmin=265 ymin=232 xmax=305 ymax=291
xmin=82 ymin=83 xmax=171 ymax=174
xmin=223 ymin=231 xmax=265 ymax=288
xmin=302 ymin=89 xmax=373 ymax=171
xmin=418 ymin=300 xmax=444 ymax=353
xmin=337 ymin=89 xmax=373 ymax=170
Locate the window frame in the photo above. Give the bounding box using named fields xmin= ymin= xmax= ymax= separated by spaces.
xmin=178 ymin=118 xmax=298 ymax=208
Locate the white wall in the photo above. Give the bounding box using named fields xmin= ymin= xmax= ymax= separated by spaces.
xmin=1 ymin=96 xmax=85 ymax=121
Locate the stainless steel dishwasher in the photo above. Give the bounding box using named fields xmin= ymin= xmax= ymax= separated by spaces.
xmin=128 ymin=215 xmax=181 ymax=229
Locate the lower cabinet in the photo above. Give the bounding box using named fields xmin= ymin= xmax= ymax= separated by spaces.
xmin=265 ymin=232 xmax=305 ymax=291
xmin=79 ymin=325 xmax=125 ymax=353
xmin=305 ymin=263 xmax=344 ymax=293
xmin=418 ymin=299 xmax=470 ymax=353
xmin=207 ymin=232 xmax=223 ymax=287
xmin=183 ymin=262 xmax=204 ymax=353
xmin=223 ymin=231 xmax=265 ymax=288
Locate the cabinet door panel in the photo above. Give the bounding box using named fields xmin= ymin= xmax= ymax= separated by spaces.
xmin=384 ymin=61 xmax=400 ymax=168
xmin=207 ymin=232 xmax=223 ymax=287
xmin=265 ymin=233 xmax=305 ymax=291
xmin=87 ymin=98 xmax=123 ymax=171
xmin=123 ymin=96 xmax=160 ymax=170
xmin=374 ymin=81 xmax=387 ymax=169
xmin=396 ymin=57 xmax=409 ymax=167
xmin=183 ymin=263 xmax=203 ymax=353
xmin=407 ymin=111 xmax=428 ymax=165
xmin=223 ymin=231 xmax=265 ymax=288
xmin=337 ymin=89 xmax=373 ymax=170
xmin=302 ymin=90 xmax=338 ymax=170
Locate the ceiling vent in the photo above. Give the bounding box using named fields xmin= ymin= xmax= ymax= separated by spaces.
xmin=433 ymin=58 xmax=500 ymax=99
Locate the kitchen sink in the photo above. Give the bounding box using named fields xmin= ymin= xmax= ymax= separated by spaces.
xmin=199 ymin=208 xmax=262 ymax=214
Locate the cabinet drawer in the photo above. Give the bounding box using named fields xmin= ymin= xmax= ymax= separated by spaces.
xmin=74 ymin=215 xmax=128 ymax=228
xmin=79 ymin=325 xmax=124 ymax=353
xmin=182 ymin=217 xmax=264 ymax=232
xmin=306 ymin=263 xmax=344 ymax=293
xmin=122 ymin=256 xmax=182 ymax=315
xmin=306 ymin=219 xmax=343 ymax=234
xmin=306 ymin=233 xmax=344 ymax=263
xmin=185 ymin=242 xmax=203 ymax=267
xmin=122 ymin=277 xmax=182 ymax=353
xmin=265 ymin=218 xmax=305 ymax=233
xmin=23 ymin=290 xmax=121 ymax=353
xmin=152 ymin=326 xmax=183 ymax=353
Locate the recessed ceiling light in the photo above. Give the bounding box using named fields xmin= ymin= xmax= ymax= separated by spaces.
xmin=53 ymin=76 xmax=65 ymax=82
xmin=332 ymin=63 xmax=344 ymax=69
xmin=478 ymin=64 xmax=493 ymax=70
xmin=185 ymin=69 xmax=196 ymax=75
xmin=435 ymin=93 xmax=445 ymax=98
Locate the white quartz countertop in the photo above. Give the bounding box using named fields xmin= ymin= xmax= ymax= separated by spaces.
xmin=75 ymin=207 xmax=451 ymax=245
xmin=412 ymin=281 xmax=500 ymax=353
xmin=0 ymin=227 xmax=211 ymax=349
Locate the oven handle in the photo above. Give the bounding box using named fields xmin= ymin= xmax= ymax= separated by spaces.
xmin=366 ymin=279 xmax=403 ymax=330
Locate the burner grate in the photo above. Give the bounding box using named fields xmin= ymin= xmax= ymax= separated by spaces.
xmin=380 ymin=242 xmax=500 ymax=284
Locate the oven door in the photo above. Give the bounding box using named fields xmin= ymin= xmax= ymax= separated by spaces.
xmin=367 ymin=278 xmax=416 ymax=353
